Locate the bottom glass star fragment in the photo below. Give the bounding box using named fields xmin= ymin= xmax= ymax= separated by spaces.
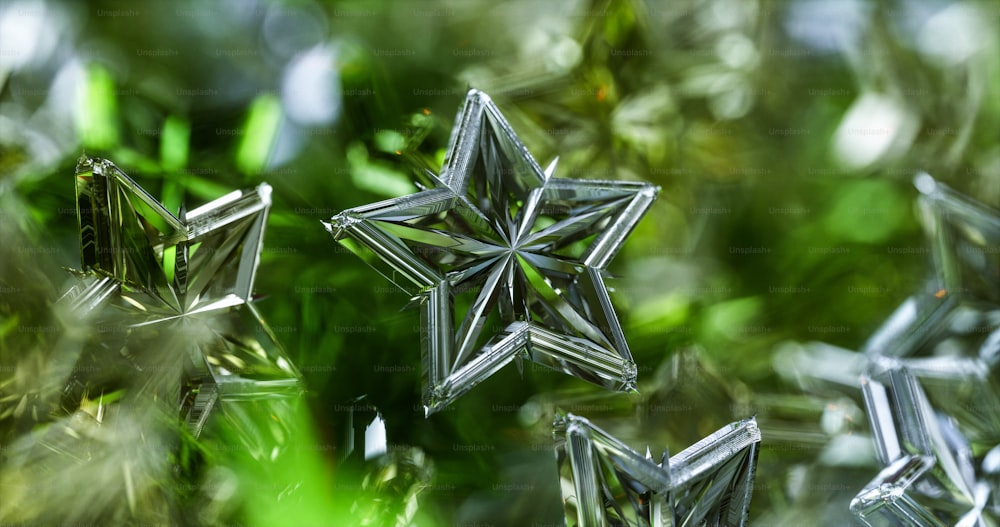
xmin=553 ymin=413 xmax=760 ymax=527
xmin=852 ymin=369 xmax=995 ymax=526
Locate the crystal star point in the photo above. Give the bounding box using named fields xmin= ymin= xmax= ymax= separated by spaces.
xmin=328 ymin=90 xmax=658 ymax=415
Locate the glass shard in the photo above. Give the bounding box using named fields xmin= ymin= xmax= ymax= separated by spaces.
xmin=65 ymin=155 xmax=302 ymax=437
xmin=553 ymin=412 xmax=760 ymax=527
xmin=325 ymin=90 xmax=658 ymax=415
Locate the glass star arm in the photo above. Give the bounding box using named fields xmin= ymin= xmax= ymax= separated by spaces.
xmin=915 ymin=173 xmax=1000 ymax=305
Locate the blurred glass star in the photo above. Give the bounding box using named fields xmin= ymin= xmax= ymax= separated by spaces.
xmin=553 ymin=412 xmax=760 ymax=527
xmin=325 ymin=90 xmax=658 ymax=415
xmin=854 ymin=174 xmax=1000 ymax=525
xmin=852 ymin=368 xmax=991 ymax=526
xmin=865 ymin=174 xmax=1000 ymax=363
xmin=914 ymin=173 xmax=1000 ymax=307
xmin=62 ymin=155 xmax=302 ymax=437
xmin=861 ymin=174 xmax=1000 ymax=453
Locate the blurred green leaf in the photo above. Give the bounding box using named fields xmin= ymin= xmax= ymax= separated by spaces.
xmin=822 ymin=179 xmax=908 ymax=244
xmin=110 ymin=147 xmax=163 ymax=174
xmin=374 ymin=130 xmax=406 ymax=154
xmin=630 ymin=291 xmax=690 ymax=331
xmin=702 ymin=296 xmax=763 ymax=342
xmin=214 ymin=402 xmax=340 ymax=527
xmin=237 ymin=95 xmax=282 ymax=177
xmin=75 ymin=63 xmax=120 ymax=150
xmin=347 ymin=142 xmax=415 ymax=197
xmin=160 ymin=115 xmax=190 ymax=172
xmin=183 ymin=176 xmax=239 ymax=202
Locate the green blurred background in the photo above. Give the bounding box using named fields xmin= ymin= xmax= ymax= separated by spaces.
xmin=1 ymin=0 xmax=998 ymax=525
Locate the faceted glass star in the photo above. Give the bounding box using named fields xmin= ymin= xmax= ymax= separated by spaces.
xmin=325 ymin=90 xmax=658 ymax=415
xmin=62 ymin=155 xmax=302 ymax=437
xmin=853 ymin=174 xmax=1000 ymax=526
xmin=553 ymin=413 xmax=760 ymax=527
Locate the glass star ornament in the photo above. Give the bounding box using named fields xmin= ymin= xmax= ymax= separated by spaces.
xmin=553 ymin=412 xmax=760 ymax=527
xmin=61 ymin=155 xmax=302 ymax=437
xmin=325 ymin=90 xmax=658 ymax=415
xmin=853 ymin=174 xmax=1000 ymax=526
